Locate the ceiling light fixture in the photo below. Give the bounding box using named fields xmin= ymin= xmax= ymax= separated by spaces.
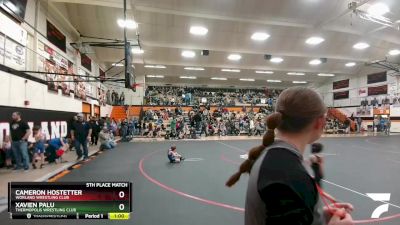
xmin=251 ymin=32 xmax=270 ymax=41
xmin=357 ymin=10 xmax=395 ymax=28
xmin=351 ymin=2 xmax=397 ymax=30
xmin=255 ymin=70 xmax=274 ymax=74
xmin=305 ymin=37 xmax=325 ymax=45
xmin=240 ymin=78 xmax=255 ymax=82
xmin=389 ymin=49 xmax=400 ymax=56
xmin=345 ymin=62 xmax=356 ymax=67
xmin=309 ymin=59 xmax=322 ymax=65
xmin=184 ymin=67 xmax=205 ymax=71
xmin=132 ymin=48 xmax=144 ymax=54
xmin=287 ymin=72 xmax=305 ymax=76
xmin=267 ymin=80 xmax=282 ymax=83
xmin=180 ymin=76 xmax=197 ymax=79
xmin=117 ymin=19 xmax=137 ymax=29
xmin=221 ymin=69 xmax=240 ymax=73
xmin=182 ymin=50 xmax=196 ymax=58
xmin=228 ymin=54 xmax=242 ymax=61
xmin=146 ymin=75 xmax=164 ymax=78
xmin=211 ymin=77 xmax=227 ymax=80
xmin=318 ymin=73 xmax=335 ymax=77
xmin=190 ymin=26 xmax=208 ymax=36
xmin=270 ymin=57 xmax=283 ymax=63
xmin=293 ymin=81 xmax=308 ymax=84
xmin=144 ymin=65 xmax=166 ymax=69
xmin=367 ymin=3 xmax=390 ymax=17
xmin=353 ymin=42 xmax=370 ymax=50
xmin=112 ymin=63 xmax=124 ymax=67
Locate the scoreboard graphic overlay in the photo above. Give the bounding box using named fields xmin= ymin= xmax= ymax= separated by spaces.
xmin=8 ymin=182 xmax=132 ymax=220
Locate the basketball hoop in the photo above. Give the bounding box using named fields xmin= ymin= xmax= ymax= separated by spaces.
xmin=131 ymin=83 xmax=144 ymax=88
xmin=131 ymin=83 xmax=139 ymax=89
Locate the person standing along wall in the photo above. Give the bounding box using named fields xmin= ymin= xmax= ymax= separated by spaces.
xmin=344 ymin=119 xmax=350 ymax=134
xmin=356 ymin=117 xmax=362 ymax=133
xmin=200 ymin=120 xmax=208 ymax=137
xmin=111 ymin=90 xmax=116 ymax=105
xmin=120 ymin=92 xmax=125 ymax=105
xmin=115 ymin=92 xmax=119 ymax=105
xmin=170 ymin=117 xmax=177 ymax=136
xmin=121 ymin=119 xmax=129 ymax=141
xmin=254 ymin=120 xmax=264 ymax=136
xmin=10 ymin=112 xmax=31 ymax=171
xmin=67 ymin=116 xmax=78 ymax=151
xmin=133 ymin=118 xmax=139 ymax=135
xmin=2 ymin=135 xmax=13 ymax=169
xmin=373 ymin=116 xmax=379 ymax=132
xmin=89 ymin=117 xmax=100 ymax=146
xmin=71 ymin=113 xmax=92 ymax=161
xmin=386 ymin=118 xmax=391 ymax=135
xmin=106 ymin=90 xmax=111 ymax=105
xmin=110 ymin=119 xmax=118 ymax=136
xmin=248 ymin=119 xmax=255 ymax=136
xmin=380 ymin=117 xmax=385 ymax=133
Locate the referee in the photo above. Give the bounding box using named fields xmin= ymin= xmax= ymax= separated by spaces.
xmin=226 ymin=87 xmax=354 ymax=225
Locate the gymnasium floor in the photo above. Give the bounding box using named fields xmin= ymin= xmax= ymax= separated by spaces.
xmin=2 ymin=135 xmax=400 ymax=225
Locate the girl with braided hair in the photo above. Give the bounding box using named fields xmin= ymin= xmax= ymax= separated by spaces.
xmin=226 ymin=87 xmax=354 ymax=225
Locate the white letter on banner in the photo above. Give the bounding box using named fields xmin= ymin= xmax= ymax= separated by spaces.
xmin=60 ymin=121 xmax=67 ymax=137
xmin=51 ymin=121 xmax=60 ymax=139
xmin=41 ymin=122 xmax=50 ymax=140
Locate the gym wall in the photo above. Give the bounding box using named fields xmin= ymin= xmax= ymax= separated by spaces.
xmin=0 ymin=105 xmax=76 ymax=146
xmin=0 ymin=1 xmax=110 ymax=115
xmin=315 ymin=67 xmax=400 ymax=108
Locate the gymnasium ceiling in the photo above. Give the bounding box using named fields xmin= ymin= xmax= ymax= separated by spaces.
xmin=49 ymin=0 xmax=400 ymax=88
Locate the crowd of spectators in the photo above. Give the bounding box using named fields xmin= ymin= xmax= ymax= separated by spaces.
xmin=134 ymin=105 xmax=274 ymax=139
xmin=3 ymin=92 xmax=397 ymax=169
xmin=373 ymin=116 xmax=391 ymax=134
xmin=325 ymin=112 xmax=392 ymax=135
xmin=145 ymin=86 xmax=282 ymax=107
xmin=0 ymin=112 xmax=120 ymax=170
xmin=324 ymin=118 xmax=350 ymax=134
xmin=360 ymin=95 xmax=400 ymax=108
xmin=106 ymin=90 xmax=125 ymax=106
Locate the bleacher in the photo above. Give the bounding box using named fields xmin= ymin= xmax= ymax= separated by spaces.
xmin=145 ymin=86 xmax=282 ymax=107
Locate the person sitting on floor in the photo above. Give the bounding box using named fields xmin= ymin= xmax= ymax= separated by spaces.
xmin=46 ymin=137 xmax=69 ymax=164
xmin=147 ymin=122 xmax=154 ymax=138
xmin=31 ymin=126 xmax=46 ymax=169
xmin=55 ymin=146 xmax=68 ymax=163
xmin=155 ymin=125 xmax=162 ymax=138
xmin=167 ymin=146 xmax=184 ymax=163
xmin=99 ymin=126 xmax=117 ymax=150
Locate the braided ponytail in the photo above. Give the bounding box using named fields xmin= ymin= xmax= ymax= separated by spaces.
xmin=225 ymin=112 xmax=282 ymax=187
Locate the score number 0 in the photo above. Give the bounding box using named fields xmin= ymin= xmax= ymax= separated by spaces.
xmin=119 ymin=191 xmax=125 ymax=211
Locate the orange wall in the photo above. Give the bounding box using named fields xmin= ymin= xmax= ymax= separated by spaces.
xmin=94 ymin=106 xmax=100 ymax=115
xmin=82 ymin=103 xmax=91 ymax=113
